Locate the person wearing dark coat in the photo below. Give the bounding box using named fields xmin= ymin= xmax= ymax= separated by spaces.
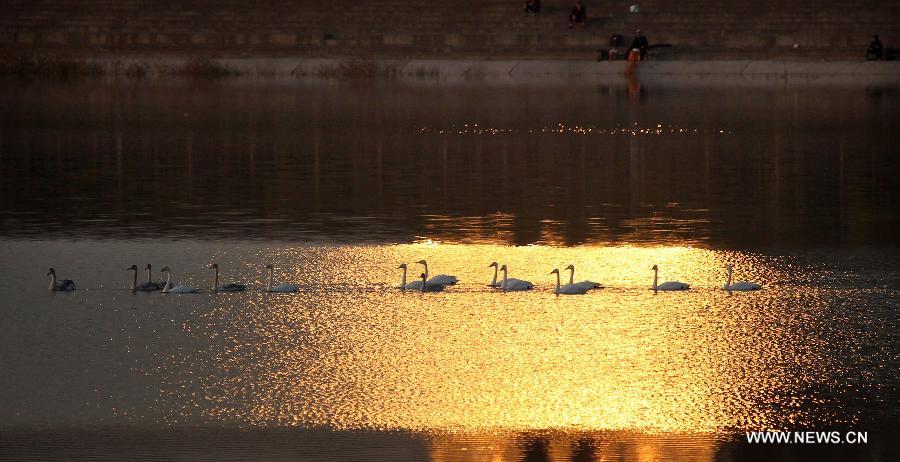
xmin=630 ymin=29 xmax=650 ymax=60
xmin=569 ymin=1 xmax=586 ymax=28
xmin=866 ymin=35 xmax=883 ymax=60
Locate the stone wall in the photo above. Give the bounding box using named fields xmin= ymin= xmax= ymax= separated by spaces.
xmin=2 ymin=1 xmax=898 ymax=59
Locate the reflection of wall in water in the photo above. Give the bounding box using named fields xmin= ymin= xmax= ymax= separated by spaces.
xmin=425 ymin=432 xmax=720 ymax=462
xmin=0 ymin=82 xmax=897 ymax=248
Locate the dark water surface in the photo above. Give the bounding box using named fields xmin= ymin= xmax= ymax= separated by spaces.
xmin=1 ymin=78 xmax=898 ymax=247
xmin=0 ymin=78 xmax=898 ymax=461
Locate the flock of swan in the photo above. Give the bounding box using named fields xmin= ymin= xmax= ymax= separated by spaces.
xmin=398 ymin=261 xmax=758 ymax=294
xmin=48 ymin=264 xmax=298 ymax=293
xmin=47 ymin=260 xmax=762 ymax=294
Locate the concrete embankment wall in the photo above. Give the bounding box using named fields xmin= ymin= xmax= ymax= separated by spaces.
xmin=3 ymin=1 xmax=899 ymax=60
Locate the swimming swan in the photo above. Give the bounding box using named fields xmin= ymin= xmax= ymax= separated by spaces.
xmin=723 ymin=264 xmax=762 ymax=291
xmin=418 ymin=272 xmax=445 ymax=292
xmin=651 ymin=264 xmax=690 ymax=291
xmin=565 ymin=264 xmax=602 ymax=290
xmin=397 ymin=263 xmax=425 ymax=290
xmin=264 ymin=264 xmax=300 ymax=292
xmin=499 ymin=265 xmax=534 ymax=291
xmin=550 ymin=268 xmax=589 ymax=295
xmin=127 ymin=265 xmax=161 ymax=291
xmin=208 ymin=263 xmax=247 ymax=292
xmin=416 ymin=260 xmax=458 ymax=286
xmin=47 ymin=268 xmax=75 ymax=291
xmin=487 ymin=262 xmax=502 ymax=288
xmin=160 ymin=266 xmax=200 ymax=293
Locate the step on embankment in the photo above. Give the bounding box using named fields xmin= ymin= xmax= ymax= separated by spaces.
xmin=1 ymin=0 xmax=898 ymax=60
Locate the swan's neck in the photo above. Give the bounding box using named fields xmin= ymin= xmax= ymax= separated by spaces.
xmin=420 ymin=276 xmax=427 ymax=292
xmin=131 ymin=269 xmax=137 ymax=290
xmin=422 ymin=262 xmax=429 ymax=280
xmin=554 ymin=272 xmax=561 ymax=294
xmin=267 ymin=269 xmax=273 ymax=291
xmin=163 ymin=272 xmax=172 ymax=292
xmin=212 ymin=267 xmax=219 ymax=291
xmin=725 ymin=268 xmax=733 ymax=289
xmin=567 ymin=267 xmax=574 ymax=285
xmin=653 ymin=268 xmax=658 ymax=290
xmin=501 ymin=268 xmax=508 ymax=290
xmin=400 ymin=267 xmax=407 ymax=289
xmin=146 ymin=266 xmax=152 ymax=283
xmin=491 ymin=266 xmax=498 ymax=286
xmin=49 ymin=272 xmax=56 ymax=290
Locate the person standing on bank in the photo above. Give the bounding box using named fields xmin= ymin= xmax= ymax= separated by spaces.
xmin=866 ymin=34 xmax=883 ymax=60
xmin=630 ymin=29 xmax=649 ymax=60
xmin=569 ymin=1 xmax=586 ymax=28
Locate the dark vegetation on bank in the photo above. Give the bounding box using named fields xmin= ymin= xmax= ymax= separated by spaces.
xmin=0 ymin=53 xmax=418 ymax=80
xmin=0 ymin=53 xmax=106 ymax=78
xmin=0 ymin=53 xmax=238 ymax=79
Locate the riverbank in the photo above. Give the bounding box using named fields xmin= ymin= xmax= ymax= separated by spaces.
xmin=3 ymin=55 xmax=900 ymax=82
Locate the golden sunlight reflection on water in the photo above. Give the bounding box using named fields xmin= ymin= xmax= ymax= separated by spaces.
xmin=152 ymin=243 xmax=838 ymax=436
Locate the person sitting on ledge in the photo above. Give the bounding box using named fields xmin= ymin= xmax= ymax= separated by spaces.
xmin=524 ymin=0 xmax=540 ymax=15
xmin=569 ymin=1 xmax=586 ymax=28
xmin=866 ymin=34 xmax=883 ymax=60
xmin=630 ymin=29 xmax=649 ymax=60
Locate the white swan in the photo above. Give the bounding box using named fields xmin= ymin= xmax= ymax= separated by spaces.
xmin=127 ymin=265 xmax=161 ymax=291
xmin=565 ymin=264 xmax=603 ymax=290
xmin=47 ymin=268 xmax=75 ymax=291
xmin=651 ymin=264 xmax=690 ymax=291
xmin=418 ymin=272 xmax=445 ymax=292
xmin=499 ymin=265 xmax=534 ymax=291
xmin=550 ymin=268 xmax=589 ymax=295
xmin=397 ymin=263 xmax=425 ymax=290
xmin=723 ymin=264 xmax=762 ymax=291
xmin=487 ymin=262 xmax=502 ymax=288
xmin=160 ymin=266 xmax=200 ymax=293
xmin=264 ymin=264 xmax=300 ymax=293
xmin=208 ymin=263 xmax=247 ymax=292
xmin=416 ymin=260 xmax=458 ymax=286
xmin=143 ymin=264 xmax=164 ymax=290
